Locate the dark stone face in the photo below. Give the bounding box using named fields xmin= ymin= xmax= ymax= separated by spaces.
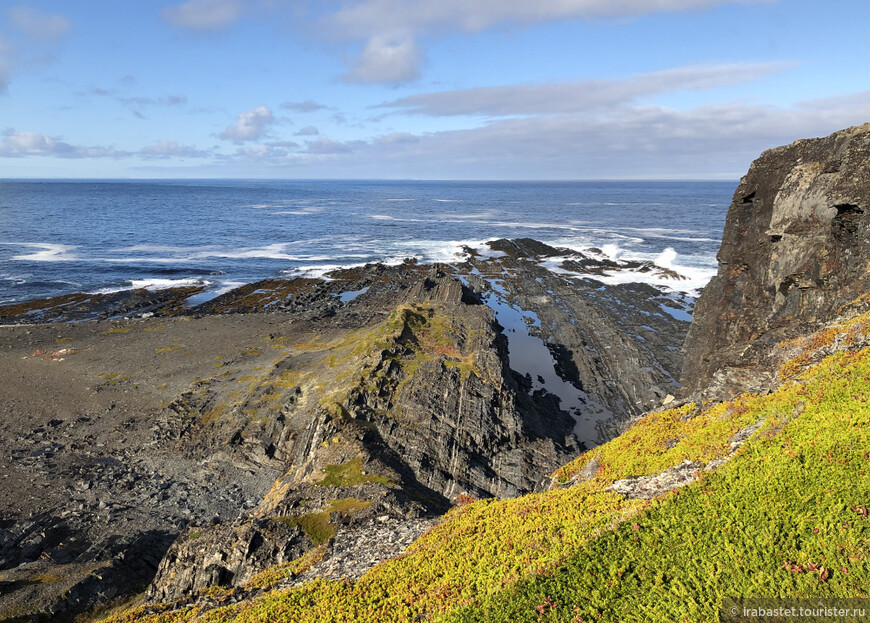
xmin=682 ymin=123 xmax=870 ymax=398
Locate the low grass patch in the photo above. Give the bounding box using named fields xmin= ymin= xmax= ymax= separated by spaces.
xmin=316 ymin=458 xmax=393 ymax=487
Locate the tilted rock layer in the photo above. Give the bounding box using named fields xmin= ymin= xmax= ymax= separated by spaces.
xmin=683 ymin=123 xmax=870 ymax=398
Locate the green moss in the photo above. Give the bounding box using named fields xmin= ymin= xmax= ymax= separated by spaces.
xmin=315 ymin=458 xmax=393 ymax=487
xmin=276 ymin=513 xmax=335 ymax=545
xmin=275 ymin=498 xmax=374 ymax=546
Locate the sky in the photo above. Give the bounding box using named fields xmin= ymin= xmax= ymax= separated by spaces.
xmin=0 ymin=0 xmax=868 ymax=180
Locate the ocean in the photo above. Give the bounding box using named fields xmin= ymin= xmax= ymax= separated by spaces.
xmin=0 ymin=180 xmax=734 ymax=306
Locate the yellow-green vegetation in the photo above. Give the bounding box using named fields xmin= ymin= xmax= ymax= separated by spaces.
xmin=55 ymin=336 xmax=74 ymax=343
xmin=105 ymin=311 xmax=870 ymax=623
xmin=315 ymin=458 xmax=393 ymax=487
xmin=778 ymin=310 xmax=870 ymax=379
xmin=275 ymin=498 xmax=374 ymax=546
xmin=156 ymin=345 xmax=181 ymax=354
xmin=102 ymin=327 xmax=132 ymax=335
xmin=298 ymin=303 xmax=483 ymax=384
xmin=450 ymin=351 xmax=870 ymax=622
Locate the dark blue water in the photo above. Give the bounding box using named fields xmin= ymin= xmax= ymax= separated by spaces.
xmin=0 ymin=180 xmax=734 ymax=305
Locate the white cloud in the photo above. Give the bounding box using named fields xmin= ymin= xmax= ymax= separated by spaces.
xmin=364 ymin=92 xmax=870 ymax=178
xmin=161 ymin=0 xmax=244 ymax=31
xmin=9 ymin=6 xmax=71 ymax=42
xmin=343 ymin=35 xmax=423 ymax=84
xmin=0 ymin=130 xmax=127 ymax=158
xmin=219 ymin=105 xmax=275 ymax=142
xmin=294 ymin=125 xmax=319 ymax=136
xmin=378 ymin=63 xmax=792 ymax=116
xmin=325 ymin=0 xmax=773 ymax=39
xmin=140 ymin=140 xmax=209 ymax=158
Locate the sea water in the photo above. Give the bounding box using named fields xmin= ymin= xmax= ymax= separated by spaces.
xmin=0 ymin=179 xmax=733 ymax=305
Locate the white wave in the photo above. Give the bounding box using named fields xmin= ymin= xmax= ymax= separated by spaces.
xmin=243 ymin=200 xmax=306 ymax=208
xmin=92 ymin=277 xmax=211 ymax=294
xmin=436 ymin=210 xmax=501 ymax=221
xmin=270 ymin=207 xmax=325 ymax=215
xmin=655 ymin=247 xmax=678 ymax=269
xmin=281 ymin=262 xmax=371 ymax=280
xmin=368 ymin=214 xmax=431 ymax=223
xmin=599 ymin=244 xmax=625 ymax=260
xmin=388 ymin=239 xmax=487 ymax=264
xmin=542 ymin=247 xmax=717 ymax=295
xmin=0 ymin=272 xmax=29 ymax=285
xmin=2 ymin=242 xmax=81 ymax=262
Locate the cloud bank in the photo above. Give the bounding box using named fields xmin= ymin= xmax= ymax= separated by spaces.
xmin=377 ymin=63 xmax=790 ymax=117
xmin=0 ymin=131 xmax=126 ymax=158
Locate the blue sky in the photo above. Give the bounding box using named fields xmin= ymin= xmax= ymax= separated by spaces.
xmin=0 ymin=0 xmax=868 ymax=179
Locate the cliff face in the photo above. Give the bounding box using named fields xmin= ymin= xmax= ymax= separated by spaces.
xmin=683 ymin=123 xmax=870 ymax=398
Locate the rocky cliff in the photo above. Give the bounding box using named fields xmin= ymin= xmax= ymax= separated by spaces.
xmin=683 ymin=123 xmax=870 ymax=398
xmin=0 ymin=242 xmax=688 ymax=621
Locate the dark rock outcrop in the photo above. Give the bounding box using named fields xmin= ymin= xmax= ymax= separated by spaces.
xmin=683 ymin=123 xmax=870 ymax=398
xmin=146 ymin=519 xmax=311 ymax=603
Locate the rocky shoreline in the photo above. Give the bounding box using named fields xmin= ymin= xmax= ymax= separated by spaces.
xmin=0 ymin=238 xmax=691 ymax=621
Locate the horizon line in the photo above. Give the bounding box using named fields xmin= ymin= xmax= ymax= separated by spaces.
xmin=0 ymin=176 xmax=740 ymax=183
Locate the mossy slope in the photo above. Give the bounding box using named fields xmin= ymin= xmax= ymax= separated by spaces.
xmin=106 ymin=312 xmax=870 ymax=623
